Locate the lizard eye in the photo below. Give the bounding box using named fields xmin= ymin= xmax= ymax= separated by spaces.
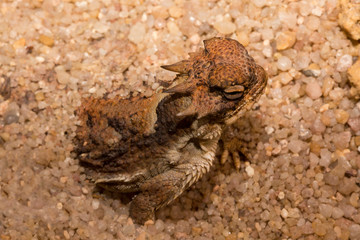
xmin=223 ymin=85 xmax=244 ymax=100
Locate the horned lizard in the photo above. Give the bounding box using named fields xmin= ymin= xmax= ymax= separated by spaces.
xmin=73 ymin=37 xmax=267 ymax=224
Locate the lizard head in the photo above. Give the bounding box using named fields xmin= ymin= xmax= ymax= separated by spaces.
xmin=162 ymin=37 xmax=267 ymax=125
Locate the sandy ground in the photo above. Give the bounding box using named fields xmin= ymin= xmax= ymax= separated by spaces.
xmin=1 ymin=0 xmax=360 ymax=239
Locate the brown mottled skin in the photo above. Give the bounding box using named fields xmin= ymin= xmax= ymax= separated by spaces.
xmin=73 ymin=37 xmax=267 ymax=224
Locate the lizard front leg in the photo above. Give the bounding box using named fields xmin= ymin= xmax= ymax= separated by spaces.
xmin=220 ymin=125 xmax=253 ymax=170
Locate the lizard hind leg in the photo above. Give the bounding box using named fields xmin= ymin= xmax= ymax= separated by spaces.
xmin=129 ymin=163 xmax=210 ymax=224
xmin=129 ymin=169 xmax=183 ymax=224
xmin=129 ymin=139 xmax=218 ymax=224
xmin=130 ymin=126 xmax=220 ymax=224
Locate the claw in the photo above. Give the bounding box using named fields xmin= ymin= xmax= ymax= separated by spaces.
xmin=203 ymin=131 xmax=219 ymax=140
xmin=231 ymin=151 xmax=241 ymax=170
xmin=220 ymin=148 xmax=241 ymax=170
xmin=221 ymin=149 xmax=229 ymax=165
xmin=161 ymin=60 xmax=190 ymax=74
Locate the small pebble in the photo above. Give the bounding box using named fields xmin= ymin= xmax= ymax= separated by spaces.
xmin=82 ymin=187 xmax=89 ymax=194
xmin=312 ymin=221 xmax=327 ymax=236
xmin=278 ymin=191 xmax=285 ymax=199
xmin=236 ymin=31 xmax=249 ymax=47
xmin=332 ymin=207 xmax=344 ymax=219
xmin=299 ymin=125 xmax=312 ymax=140
xmin=60 ymin=176 xmax=68 ymax=183
xmin=155 ymin=219 xmax=165 ymax=232
xmin=192 ymin=227 xmax=202 ymax=235
xmin=0 ymin=100 xmax=9 ymax=116
xmin=129 ymin=23 xmax=146 ymax=44
xmin=13 ymin=38 xmax=26 ymax=49
xmin=245 ymin=165 xmax=255 ymax=177
xmin=63 ymin=230 xmax=71 ymax=240
xmin=319 ymin=104 xmax=329 ymax=113
xmin=319 ymin=148 xmax=332 ymax=167
xmin=92 ymin=199 xmax=100 ymax=210
xmin=321 ymin=110 xmax=336 ymax=126
xmin=336 ymin=54 xmax=353 ymax=72
xmin=350 ymin=224 xmax=360 ymax=239
xmin=334 ymin=109 xmax=349 ymax=124
xmin=355 ymin=136 xmax=360 ymax=146
xmin=305 ymin=16 xmax=320 ymax=31
xmin=277 ymin=56 xmax=292 ymax=71
xmin=334 ymin=131 xmax=351 ymax=150
xmin=255 ymin=222 xmax=262 ymax=231
xmin=213 ymin=20 xmax=236 ymax=35
xmin=56 ymin=202 xmax=63 ymax=210
xmin=339 ymin=178 xmax=358 ymax=196
xmin=276 ymin=31 xmax=296 ymax=50
xmin=302 ymin=63 xmax=321 ymax=77
xmin=311 ymin=7 xmax=323 ymax=17
xmin=294 ymin=53 xmax=310 ymax=70
xmin=253 ymin=0 xmax=267 ymax=8
xmin=299 ymin=1 xmax=311 ymax=16
xmin=322 ymin=77 xmax=334 ymax=97
xmin=278 ymin=72 xmax=293 ymax=85
xmin=319 ymin=204 xmax=333 ymax=218
xmin=122 ymin=219 xmax=136 ymax=236
xmin=348 ymin=59 xmax=360 ymax=92
xmin=265 ymin=126 xmax=274 ymax=135
xmin=169 ymin=6 xmax=183 ymax=18
xmin=4 ymin=109 xmax=20 ymax=125
xmin=338 ymin=0 xmax=360 ymax=40
xmin=39 ymin=34 xmax=54 ymax=47
xmin=281 ymin=208 xmax=288 ymax=218
xmin=167 ymin=21 xmax=181 ymax=36
xmin=189 ymin=34 xmax=200 ymax=45
xmin=3 ymin=102 xmax=20 ymax=125
xmin=350 ymin=193 xmax=359 ymax=207
xmin=288 ymin=139 xmax=304 ymax=154
xmin=348 ymin=118 xmax=360 ymax=132
xmin=55 ymin=66 xmax=70 ymax=85
xmin=305 ymin=81 xmax=322 ymax=99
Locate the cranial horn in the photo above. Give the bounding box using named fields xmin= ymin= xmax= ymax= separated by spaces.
xmin=177 ymin=104 xmax=197 ymax=117
xmin=188 ymin=52 xmax=197 ymax=58
xmin=161 ymin=60 xmax=190 ymax=74
xmin=163 ymin=81 xmax=195 ymax=94
xmin=203 ymin=38 xmax=215 ymax=52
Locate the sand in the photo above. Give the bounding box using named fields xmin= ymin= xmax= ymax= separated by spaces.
xmin=1 ymin=0 xmax=360 ymax=239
